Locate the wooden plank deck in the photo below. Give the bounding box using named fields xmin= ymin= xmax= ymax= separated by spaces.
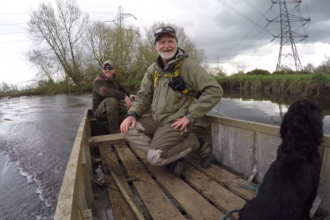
xmin=98 ymin=143 xmax=257 ymax=220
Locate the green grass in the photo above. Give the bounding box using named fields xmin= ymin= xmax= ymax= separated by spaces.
xmin=215 ymin=73 xmax=330 ymax=97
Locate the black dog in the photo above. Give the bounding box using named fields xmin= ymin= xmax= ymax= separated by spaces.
xmin=239 ymin=99 xmax=323 ymax=220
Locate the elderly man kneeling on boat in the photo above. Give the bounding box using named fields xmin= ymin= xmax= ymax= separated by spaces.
xmin=120 ymin=26 xmax=223 ymax=176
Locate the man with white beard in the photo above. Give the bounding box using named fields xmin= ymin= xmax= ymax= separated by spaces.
xmin=120 ymin=26 xmax=223 ymax=176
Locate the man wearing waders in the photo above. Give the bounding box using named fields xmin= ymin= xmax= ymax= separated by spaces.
xmin=93 ymin=60 xmax=135 ymax=133
xmin=120 ymin=26 xmax=223 ymax=176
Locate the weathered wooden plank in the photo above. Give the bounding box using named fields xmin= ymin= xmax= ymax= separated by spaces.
xmin=99 ymin=145 xmax=138 ymax=220
xmin=202 ymin=115 xmax=330 ymax=148
xmin=183 ymin=153 xmax=257 ymax=201
xmin=320 ymin=147 xmax=330 ymax=214
xmin=323 ymin=135 xmax=330 ymax=148
xmin=55 ymin=109 xmax=90 ymax=220
xmin=114 ymin=145 xmax=186 ymax=220
xmin=183 ymin=165 xmax=246 ymax=219
xmin=81 ymin=163 xmax=97 ymax=217
xmin=203 ymin=115 xmax=280 ymax=136
xmin=88 ymin=134 xmax=125 ymax=147
xmin=132 ymin=147 xmax=225 ymax=220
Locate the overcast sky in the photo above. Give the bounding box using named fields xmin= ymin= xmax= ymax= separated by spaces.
xmin=1 ymin=0 xmax=329 ymax=85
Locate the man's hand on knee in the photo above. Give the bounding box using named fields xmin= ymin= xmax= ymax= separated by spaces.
xmin=171 ymin=116 xmax=190 ymax=131
xmin=120 ymin=116 xmax=136 ymax=134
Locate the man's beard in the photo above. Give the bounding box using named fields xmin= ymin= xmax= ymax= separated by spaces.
xmin=158 ymin=49 xmax=177 ymax=60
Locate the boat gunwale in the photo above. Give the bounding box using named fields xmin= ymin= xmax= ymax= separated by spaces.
xmin=203 ymin=114 xmax=330 ymax=147
xmin=54 ymin=109 xmax=92 ymax=220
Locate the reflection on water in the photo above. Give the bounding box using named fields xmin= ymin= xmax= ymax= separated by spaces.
xmin=210 ymin=89 xmax=330 ymax=134
xmin=0 ymin=91 xmax=329 ymax=219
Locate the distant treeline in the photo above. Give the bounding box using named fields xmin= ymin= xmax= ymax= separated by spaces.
xmin=212 ymin=56 xmax=330 ymax=98
xmin=216 ymin=73 xmax=330 ymax=98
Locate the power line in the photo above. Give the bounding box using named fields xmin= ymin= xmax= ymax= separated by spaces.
xmin=0 ymin=12 xmax=27 ymax=16
xmin=304 ymin=0 xmax=310 ymax=18
xmin=243 ymin=0 xmax=266 ymax=17
xmin=0 ymin=23 xmax=25 ymax=26
xmin=79 ymin=2 xmax=112 ymax=5
xmin=234 ymin=23 xmax=279 ymax=65
xmin=0 ymin=11 xmax=116 ymax=16
xmin=0 ymin=52 xmax=24 ymax=57
xmin=218 ymin=3 xmax=275 ymax=61
xmin=237 ymin=42 xmax=276 ymax=64
xmin=215 ymin=0 xmax=275 ymax=37
xmin=0 ymin=40 xmax=29 ymax=44
xmin=0 ymin=32 xmax=26 ymax=35
xmin=87 ymin=12 xmax=117 ymax=14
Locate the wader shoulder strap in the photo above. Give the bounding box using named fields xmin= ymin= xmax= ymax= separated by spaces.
xmin=153 ymin=58 xmax=193 ymax=103
xmin=153 ymin=58 xmax=185 ymax=87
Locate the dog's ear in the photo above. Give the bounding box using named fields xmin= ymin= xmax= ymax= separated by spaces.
xmin=280 ymin=99 xmax=323 ymax=146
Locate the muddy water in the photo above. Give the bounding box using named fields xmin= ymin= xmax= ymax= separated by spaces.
xmin=0 ymin=92 xmax=329 ymax=219
xmin=0 ymin=94 xmax=92 ymax=219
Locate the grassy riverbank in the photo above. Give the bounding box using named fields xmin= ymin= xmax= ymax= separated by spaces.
xmin=0 ymin=79 xmax=143 ymax=99
xmin=215 ymin=73 xmax=330 ymax=98
xmin=1 ymin=73 xmax=330 ymax=99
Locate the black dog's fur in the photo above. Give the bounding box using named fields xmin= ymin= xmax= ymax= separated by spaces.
xmin=239 ymin=99 xmax=323 ymax=220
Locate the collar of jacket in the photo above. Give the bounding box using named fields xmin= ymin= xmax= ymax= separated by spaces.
xmin=156 ymin=48 xmax=188 ymax=71
xmin=100 ymin=72 xmax=116 ymax=82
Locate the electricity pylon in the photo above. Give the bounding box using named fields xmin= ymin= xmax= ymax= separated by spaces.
xmin=105 ymin=6 xmax=137 ymax=68
xmin=105 ymin=6 xmax=136 ymax=30
xmin=269 ymin=0 xmax=310 ymax=71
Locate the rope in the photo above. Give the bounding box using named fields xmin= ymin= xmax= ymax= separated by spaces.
xmin=237 ymin=181 xmax=260 ymax=193
xmin=221 ymin=208 xmax=242 ymax=220
xmin=222 ymin=181 xmax=260 ymax=220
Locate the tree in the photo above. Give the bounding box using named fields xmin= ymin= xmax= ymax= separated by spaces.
xmin=246 ymin=69 xmax=271 ymax=75
xmin=302 ymin=63 xmax=315 ymax=74
xmin=205 ymin=64 xmax=227 ymax=76
xmin=0 ymin=82 xmax=10 ymax=94
xmin=314 ymin=56 xmax=330 ymax=74
xmin=26 ymin=50 xmax=56 ymax=84
xmin=84 ymin=21 xmax=142 ymax=81
xmin=27 ymin=0 xmax=89 ymax=86
xmin=233 ymin=64 xmax=246 ymax=75
xmin=278 ymin=65 xmax=295 ymax=74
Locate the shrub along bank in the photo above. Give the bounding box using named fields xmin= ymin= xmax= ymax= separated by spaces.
xmin=215 ymin=73 xmax=330 ymax=98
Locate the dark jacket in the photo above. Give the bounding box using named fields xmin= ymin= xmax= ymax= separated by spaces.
xmin=92 ymin=73 xmax=130 ymax=112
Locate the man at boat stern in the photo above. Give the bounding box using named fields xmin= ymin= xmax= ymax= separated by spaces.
xmin=120 ymin=26 xmax=222 ymax=176
xmin=92 ymin=60 xmax=136 ymax=133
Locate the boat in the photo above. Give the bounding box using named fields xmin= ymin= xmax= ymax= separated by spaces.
xmin=54 ymin=109 xmax=330 ymax=220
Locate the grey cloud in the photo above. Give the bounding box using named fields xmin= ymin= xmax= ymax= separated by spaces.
xmin=192 ymin=0 xmax=330 ymax=64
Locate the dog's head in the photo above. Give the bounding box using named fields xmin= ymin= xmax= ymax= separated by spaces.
xmin=280 ymin=99 xmax=323 ymax=146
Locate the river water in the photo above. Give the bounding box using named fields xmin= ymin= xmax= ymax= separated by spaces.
xmin=0 ymin=92 xmax=329 ymax=219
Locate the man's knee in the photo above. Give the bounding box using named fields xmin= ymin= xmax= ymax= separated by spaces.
xmin=104 ymin=98 xmax=119 ymax=111
xmin=124 ymin=126 xmax=151 ymax=153
xmin=147 ymin=149 xmax=165 ymax=166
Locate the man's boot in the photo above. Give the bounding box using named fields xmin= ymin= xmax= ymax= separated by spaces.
xmin=169 ymin=159 xmax=184 ymax=177
xmin=197 ymin=137 xmax=213 ymax=168
xmin=107 ymin=112 xmax=120 ymax=134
